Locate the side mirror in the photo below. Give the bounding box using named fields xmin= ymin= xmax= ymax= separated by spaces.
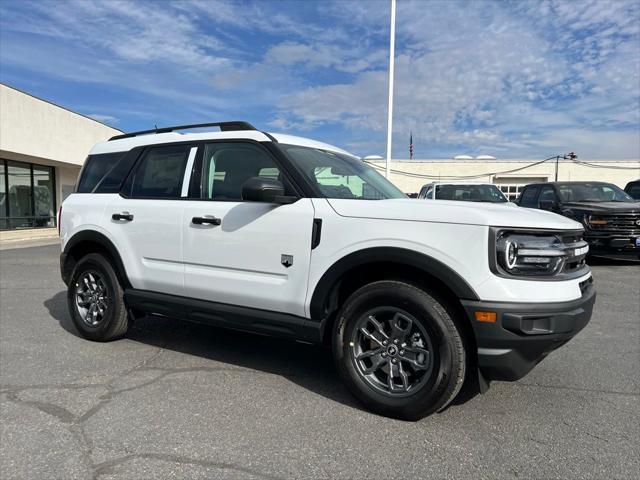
xmin=539 ymin=200 xmax=558 ymax=211
xmin=241 ymin=177 xmax=297 ymax=204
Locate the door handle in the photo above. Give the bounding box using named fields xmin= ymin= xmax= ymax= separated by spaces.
xmin=112 ymin=212 xmax=134 ymax=221
xmin=192 ymin=215 xmax=221 ymax=226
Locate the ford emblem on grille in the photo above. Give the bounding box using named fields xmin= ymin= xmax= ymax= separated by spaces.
xmin=635 ymin=219 xmax=640 ymax=227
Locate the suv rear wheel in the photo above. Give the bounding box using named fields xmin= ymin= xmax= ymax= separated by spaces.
xmin=67 ymin=253 xmax=129 ymax=341
xmin=333 ymin=280 xmax=466 ymax=420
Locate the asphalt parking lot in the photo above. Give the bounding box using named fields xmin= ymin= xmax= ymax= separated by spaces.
xmin=0 ymin=245 xmax=638 ymax=480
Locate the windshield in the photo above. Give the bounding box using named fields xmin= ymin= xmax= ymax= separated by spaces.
xmin=280 ymin=145 xmax=406 ymax=200
xmin=434 ymin=184 xmax=508 ymax=203
xmin=557 ymin=183 xmax=634 ymax=203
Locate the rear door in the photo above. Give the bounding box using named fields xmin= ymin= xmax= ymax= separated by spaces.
xmin=182 ymin=141 xmax=315 ymax=317
xmin=106 ymin=143 xmax=197 ymax=296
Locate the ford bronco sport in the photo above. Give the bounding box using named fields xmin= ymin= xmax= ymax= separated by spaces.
xmin=59 ymin=121 xmax=596 ymax=420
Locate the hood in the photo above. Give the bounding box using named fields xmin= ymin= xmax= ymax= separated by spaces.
xmin=560 ymin=201 xmax=640 ymax=213
xmin=327 ymin=198 xmax=582 ymax=230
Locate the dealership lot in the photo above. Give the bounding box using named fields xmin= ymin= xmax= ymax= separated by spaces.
xmin=0 ymin=245 xmax=638 ymax=480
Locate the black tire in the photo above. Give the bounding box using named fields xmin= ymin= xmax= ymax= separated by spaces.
xmin=67 ymin=253 xmax=129 ymax=341
xmin=333 ymin=280 xmax=466 ymax=421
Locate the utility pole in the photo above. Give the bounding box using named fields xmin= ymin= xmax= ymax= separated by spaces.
xmin=385 ymin=0 xmax=396 ymax=179
xmin=556 ymin=152 xmax=576 ymax=181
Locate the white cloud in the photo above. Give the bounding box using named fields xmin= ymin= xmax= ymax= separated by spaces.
xmin=87 ymin=113 xmax=118 ymax=123
xmin=274 ymin=0 xmax=640 ymax=158
xmin=1 ymin=0 xmax=638 ymax=158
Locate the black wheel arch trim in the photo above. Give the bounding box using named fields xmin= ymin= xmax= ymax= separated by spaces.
xmin=62 ymin=230 xmax=131 ymax=288
xmin=309 ymin=247 xmax=479 ymax=330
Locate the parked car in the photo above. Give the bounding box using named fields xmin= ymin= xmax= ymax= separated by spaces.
xmin=516 ymin=181 xmax=640 ymax=258
xmin=624 ymin=180 xmax=640 ymax=200
xmin=418 ymin=181 xmax=512 ymax=204
xmin=59 ymin=121 xmax=595 ymax=420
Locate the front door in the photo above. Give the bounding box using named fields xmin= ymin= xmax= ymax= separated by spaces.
xmin=182 ymin=141 xmax=315 ymax=317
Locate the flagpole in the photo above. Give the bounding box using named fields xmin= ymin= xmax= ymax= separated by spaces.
xmin=385 ymin=0 xmax=396 ymax=179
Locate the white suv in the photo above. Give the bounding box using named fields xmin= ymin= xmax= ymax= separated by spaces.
xmin=59 ymin=121 xmax=595 ymax=420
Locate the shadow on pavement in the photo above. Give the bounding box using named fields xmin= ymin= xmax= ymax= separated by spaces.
xmin=44 ymin=290 xmax=480 ymax=415
xmin=44 ymin=290 xmax=360 ymax=410
xmin=587 ymin=255 xmax=640 ymax=266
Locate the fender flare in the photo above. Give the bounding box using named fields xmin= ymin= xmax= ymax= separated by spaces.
xmin=309 ymin=246 xmax=479 ymax=322
xmin=62 ymin=230 xmax=131 ymax=287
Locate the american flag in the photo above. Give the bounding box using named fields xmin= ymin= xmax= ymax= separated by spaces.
xmin=409 ymin=132 xmax=414 ymax=160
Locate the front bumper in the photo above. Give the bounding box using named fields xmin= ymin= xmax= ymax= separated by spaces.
xmin=462 ymin=280 xmax=596 ymax=381
xmin=584 ymin=233 xmax=640 ymax=256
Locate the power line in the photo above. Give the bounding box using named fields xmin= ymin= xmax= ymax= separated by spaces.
xmin=365 ymin=156 xmax=640 ymax=181
xmin=572 ymin=160 xmax=640 ymax=170
xmin=365 ymin=156 xmax=557 ymax=180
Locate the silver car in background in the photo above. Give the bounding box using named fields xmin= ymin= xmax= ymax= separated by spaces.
xmin=418 ymin=181 xmax=514 ymax=204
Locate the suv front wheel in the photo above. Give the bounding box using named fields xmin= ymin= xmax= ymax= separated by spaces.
xmin=333 ymin=280 xmax=466 ymax=420
xmin=67 ymin=253 xmax=130 ymax=341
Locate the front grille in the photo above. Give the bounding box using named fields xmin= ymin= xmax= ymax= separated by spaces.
xmin=560 ymin=232 xmax=589 ymax=275
xmin=579 ymin=276 xmax=594 ymax=294
xmin=587 ymin=213 xmax=640 ymax=234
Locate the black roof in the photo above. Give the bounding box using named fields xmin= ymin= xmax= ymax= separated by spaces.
xmin=528 ymin=181 xmax=616 ymax=186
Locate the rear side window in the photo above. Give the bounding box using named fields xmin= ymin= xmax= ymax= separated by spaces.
xmin=94 ymin=152 xmax=139 ymax=193
xmin=76 ymin=152 xmax=125 ymax=193
xmin=518 ymin=186 xmax=540 ymax=207
xmin=128 ymin=145 xmax=191 ymax=199
xmin=627 ymin=183 xmax=640 ymax=199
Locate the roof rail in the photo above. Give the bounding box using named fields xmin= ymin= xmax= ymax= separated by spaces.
xmin=108 ymin=121 xmax=257 ymax=141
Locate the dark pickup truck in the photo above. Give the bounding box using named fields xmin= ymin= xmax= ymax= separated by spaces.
xmin=516 ymin=181 xmax=640 ymax=258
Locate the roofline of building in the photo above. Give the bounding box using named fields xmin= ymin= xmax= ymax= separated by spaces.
xmin=1 ymin=82 xmax=123 ymax=133
xmin=369 ymin=158 xmax=640 ymax=163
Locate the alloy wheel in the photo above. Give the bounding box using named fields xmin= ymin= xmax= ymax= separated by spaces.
xmin=75 ymin=270 xmax=109 ymax=327
xmin=350 ymin=307 xmax=434 ymax=397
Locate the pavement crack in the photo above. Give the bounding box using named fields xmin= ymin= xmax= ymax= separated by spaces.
xmin=92 ymin=453 xmax=286 ymax=480
xmin=584 ymin=431 xmax=609 ymax=442
xmin=5 ymin=391 xmax=76 ymax=424
xmin=0 ymin=382 xmax=106 ymax=395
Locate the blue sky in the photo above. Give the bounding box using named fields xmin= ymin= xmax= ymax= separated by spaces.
xmin=1 ymin=0 xmax=639 ymax=159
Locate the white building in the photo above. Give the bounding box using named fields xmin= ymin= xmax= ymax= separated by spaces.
xmin=0 ymin=83 xmax=121 ymax=231
xmin=367 ymin=158 xmax=640 ymax=199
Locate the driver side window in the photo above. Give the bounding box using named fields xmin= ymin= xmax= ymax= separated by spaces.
xmin=198 ymin=143 xmax=281 ymax=201
xmin=538 ymin=186 xmax=557 ymax=206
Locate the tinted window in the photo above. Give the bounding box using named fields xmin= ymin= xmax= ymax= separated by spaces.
xmin=129 ymin=145 xmax=190 ymax=198
xmin=199 ymin=143 xmax=281 ymax=200
xmin=519 ymin=186 xmax=540 ymax=207
xmin=557 ymin=183 xmax=633 ymax=202
xmin=537 ymin=186 xmax=557 ymax=206
xmin=77 ymin=153 xmax=125 ymax=193
xmin=95 ymin=152 xmax=139 ymax=193
xmin=627 ymin=183 xmax=640 ymax=199
xmin=434 ymin=184 xmax=508 ymax=203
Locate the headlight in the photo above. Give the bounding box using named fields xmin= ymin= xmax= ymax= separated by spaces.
xmin=493 ymin=230 xmax=589 ymax=277
xmin=586 ymin=215 xmax=608 ymax=226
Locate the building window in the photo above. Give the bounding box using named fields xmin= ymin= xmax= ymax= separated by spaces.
xmin=495 ymin=177 xmax=548 ymax=202
xmin=1 ymin=159 xmax=56 ymax=230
